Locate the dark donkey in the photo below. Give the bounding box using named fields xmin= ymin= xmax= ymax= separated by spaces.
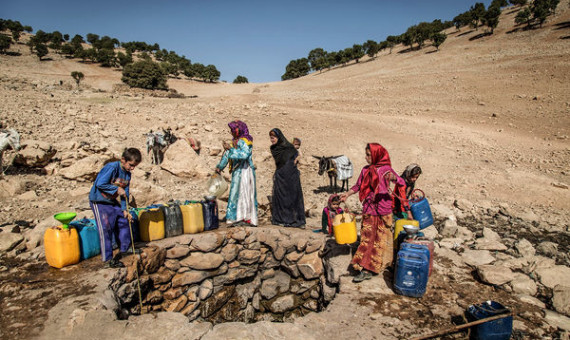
xmin=313 ymin=155 xmax=353 ymax=193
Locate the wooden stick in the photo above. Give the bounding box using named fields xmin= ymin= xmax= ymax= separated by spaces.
xmin=411 ymin=312 xmax=514 ymax=340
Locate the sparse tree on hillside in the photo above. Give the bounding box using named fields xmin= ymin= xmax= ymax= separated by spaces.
xmin=281 ymin=58 xmax=310 ymax=80
xmin=86 ymin=33 xmax=99 ymax=46
xmin=34 ymin=43 xmax=48 ymax=60
xmin=97 ymin=48 xmax=116 ymax=67
xmin=308 ymin=48 xmax=327 ymax=72
xmin=549 ymin=0 xmax=560 ymax=14
xmin=386 ymin=35 xmax=399 ymax=53
xmin=453 ymin=12 xmax=472 ymax=31
xmin=509 ymin=0 xmax=528 ymax=6
xmin=401 ymin=30 xmax=415 ymax=50
xmin=515 ymin=7 xmax=532 ymax=27
xmin=352 ymin=44 xmax=364 ymax=63
xmin=204 ymin=65 xmax=220 ymax=82
xmin=117 ymin=51 xmax=132 ymax=67
xmin=484 ymin=3 xmax=502 ymax=33
xmin=49 ymin=31 xmax=64 ymax=52
xmin=363 ymin=40 xmax=379 ymax=58
xmin=233 ymin=75 xmax=248 ymax=84
xmin=63 ymin=34 xmax=69 ymax=41
xmin=160 ymin=61 xmax=179 ymax=77
xmin=470 ymin=3 xmax=487 ymax=30
xmin=71 ymin=71 xmax=84 ymax=88
xmin=122 ymin=60 xmax=168 ymax=90
xmin=492 ymin=0 xmax=508 ymax=7
xmin=0 ymin=35 xmax=12 ymax=54
xmin=431 ymin=32 xmax=447 ymax=50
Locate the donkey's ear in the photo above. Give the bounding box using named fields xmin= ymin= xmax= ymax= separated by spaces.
xmin=312 ymin=155 xmax=322 ymax=160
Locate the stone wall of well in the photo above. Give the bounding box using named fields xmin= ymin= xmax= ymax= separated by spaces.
xmin=110 ymin=227 xmax=338 ymax=323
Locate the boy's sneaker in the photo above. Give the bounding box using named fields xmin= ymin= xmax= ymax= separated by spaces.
xmin=352 ymin=270 xmax=373 ymax=283
xmin=120 ymin=248 xmax=141 ymax=256
xmin=105 ymin=258 xmax=125 ymax=268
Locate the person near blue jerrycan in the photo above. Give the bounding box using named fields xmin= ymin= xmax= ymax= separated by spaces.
xmin=393 ymin=163 xmax=422 ymax=220
xmin=89 ymin=148 xmax=141 ymax=268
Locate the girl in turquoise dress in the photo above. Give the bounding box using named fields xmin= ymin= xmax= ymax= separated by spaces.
xmin=216 ymin=120 xmax=258 ymax=226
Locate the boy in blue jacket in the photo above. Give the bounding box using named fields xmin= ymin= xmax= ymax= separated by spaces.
xmin=89 ymin=148 xmax=142 ymax=268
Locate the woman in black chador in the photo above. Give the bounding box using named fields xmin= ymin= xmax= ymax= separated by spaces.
xmin=269 ymin=128 xmax=306 ymax=228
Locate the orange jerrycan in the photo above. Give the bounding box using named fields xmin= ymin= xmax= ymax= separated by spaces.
xmin=180 ymin=202 xmax=204 ymax=234
xmin=44 ymin=226 xmax=81 ymax=268
xmin=394 ymin=219 xmax=420 ymax=240
xmin=139 ymin=208 xmax=165 ymax=241
xmin=332 ymin=213 xmax=357 ymax=245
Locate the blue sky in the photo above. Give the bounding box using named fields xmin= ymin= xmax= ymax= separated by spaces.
xmin=3 ymin=0 xmax=492 ymax=83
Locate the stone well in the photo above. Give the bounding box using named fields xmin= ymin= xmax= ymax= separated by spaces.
xmin=110 ymin=227 xmax=339 ymax=324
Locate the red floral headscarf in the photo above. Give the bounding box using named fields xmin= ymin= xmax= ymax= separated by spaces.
xmin=359 ymin=143 xmax=392 ymax=202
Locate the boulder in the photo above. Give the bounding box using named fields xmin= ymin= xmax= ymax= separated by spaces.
xmin=475 ymin=228 xmax=507 ymax=251
xmin=476 ymin=265 xmax=514 ymax=285
xmin=13 ymin=139 xmax=56 ymax=167
xmin=130 ymin=180 xmax=169 ymax=208
xmin=59 ymin=155 xmax=107 ymax=181
xmin=0 ymin=177 xmax=24 ymax=198
xmin=515 ymin=239 xmax=535 ymax=258
xmin=238 ymin=249 xmax=261 ymax=265
xmin=160 ymin=140 xmax=210 ymax=178
xmin=260 ymin=270 xmax=290 ymax=299
xmin=0 ymin=232 xmax=24 ymax=253
xmin=535 ymin=265 xmax=570 ymax=289
xmin=421 ymin=225 xmax=439 ymax=239
xmin=544 ymin=310 xmax=570 ymax=331
xmin=172 ymin=264 xmax=228 ymax=287
xmin=552 ymin=285 xmax=570 ymax=317
xmin=462 ymin=249 xmax=495 ymax=267
xmin=322 ymin=241 xmax=353 ymax=284
xmin=269 ymin=294 xmax=296 ymax=313
xmin=510 ymin=273 xmax=538 ymax=296
xmin=180 ymin=252 xmax=224 ymax=270
xmin=536 ymin=242 xmax=559 ymax=257
xmin=191 ymin=233 xmax=225 ymax=252
xmin=440 ymin=217 xmax=458 ymax=237
xmin=198 ymin=279 xmax=214 ymax=300
xmin=297 ymin=251 xmax=324 ymax=280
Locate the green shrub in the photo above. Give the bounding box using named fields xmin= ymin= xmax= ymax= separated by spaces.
xmin=121 ymin=60 xmax=168 ymax=90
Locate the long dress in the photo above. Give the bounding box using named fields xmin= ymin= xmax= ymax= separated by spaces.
xmin=270 ymin=129 xmax=305 ymax=227
xmin=216 ymin=138 xmax=258 ymax=226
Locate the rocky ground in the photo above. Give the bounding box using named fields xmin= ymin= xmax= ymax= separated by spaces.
xmin=1 ymin=2 xmax=570 ymax=339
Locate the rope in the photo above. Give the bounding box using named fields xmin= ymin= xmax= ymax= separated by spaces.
xmin=125 ymin=198 xmax=144 ymax=315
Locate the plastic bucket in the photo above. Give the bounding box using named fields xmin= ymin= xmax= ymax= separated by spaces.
xmin=466 ymin=301 xmax=513 ymax=340
xmin=332 ymin=213 xmax=357 ymax=245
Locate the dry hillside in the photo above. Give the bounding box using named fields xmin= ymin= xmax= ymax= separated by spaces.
xmin=0 ymin=3 xmax=570 ymax=339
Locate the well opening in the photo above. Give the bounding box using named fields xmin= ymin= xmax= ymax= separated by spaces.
xmin=110 ymin=227 xmax=339 ymax=324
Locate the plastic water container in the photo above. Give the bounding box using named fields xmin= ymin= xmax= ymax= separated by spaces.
xmin=410 ymin=195 xmax=433 ymax=230
xmin=401 ymin=241 xmax=433 ymax=276
xmin=466 ymin=301 xmax=513 ymax=340
xmin=393 ymin=246 xmax=429 ymax=297
xmin=69 ymin=218 xmax=101 ymax=260
xmin=160 ymin=205 xmax=184 ymax=238
xmin=139 ymin=208 xmax=165 ymax=241
xmin=180 ymin=202 xmax=204 ymax=234
xmin=201 ymin=200 xmax=219 ymax=231
xmin=44 ymin=226 xmax=81 ymax=268
xmin=332 ymin=213 xmax=357 ymax=244
xmin=394 ymin=219 xmax=420 ymax=240
xmin=395 ymin=230 xmax=425 ymax=253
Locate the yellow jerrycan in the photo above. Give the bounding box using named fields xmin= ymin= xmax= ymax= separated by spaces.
xmin=332 ymin=212 xmax=358 ymax=245
xmin=180 ymin=202 xmax=204 ymax=234
xmin=394 ymin=219 xmax=420 ymax=240
xmin=44 ymin=226 xmax=81 ymax=269
xmin=139 ymin=208 xmax=165 ymax=242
